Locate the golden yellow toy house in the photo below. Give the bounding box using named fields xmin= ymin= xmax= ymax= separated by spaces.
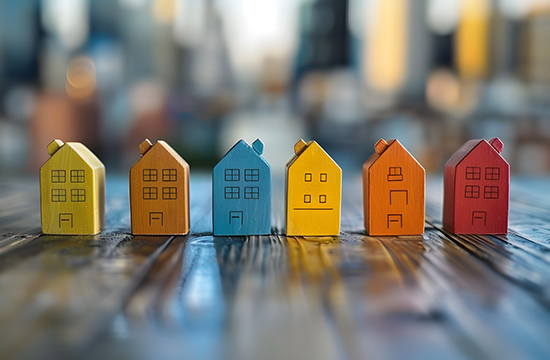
xmin=40 ymin=139 xmax=105 ymax=235
xmin=285 ymin=139 xmax=342 ymax=236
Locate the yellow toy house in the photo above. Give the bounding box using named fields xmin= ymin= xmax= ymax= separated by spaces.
xmin=40 ymin=139 xmax=105 ymax=235
xmin=285 ymin=139 xmax=342 ymax=236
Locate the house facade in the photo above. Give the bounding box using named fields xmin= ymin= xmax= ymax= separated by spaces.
xmin=286 ymin=139 xmax=341 ymax=236
xmin=443 ymin=138 xmax=509 ymax=234
xmin=212 ymin=139 xmax=271 ymax=236
xmin=363 ymin=139 xmax=425 ymax=236
xmin=40 ymin=139 xmax=105 ymax=235
xmin=130 ymin=139 xmax=190 ymax=235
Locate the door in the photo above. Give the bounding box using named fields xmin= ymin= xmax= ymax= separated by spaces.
xmin=59 ymin=213 xmax=73 ymax=228
xmin=472 ymin=211 xmax=486 ymax=226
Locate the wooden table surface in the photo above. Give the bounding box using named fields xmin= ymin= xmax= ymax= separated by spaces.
xmin=1 ymin=174 xmax=550 ymax=360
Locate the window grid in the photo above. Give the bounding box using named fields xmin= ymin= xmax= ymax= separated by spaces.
xmin=320 ymin=173 xmax=327 ymax=182
xmin=225 ymin=169 xmax=240 ymax=181
xmin=305 ymin=173 xmax=312 ymax=182
xmin=465 ymin=185 xmax=480 ymax=198
xmin=319 ymin=195 xmax=327 ymax=203
xmin=244 ymin=187 xmax=259 ymax=199
xmin=304 ymin=194 xmax=311 ymax=203
xmin=143 ymin=187 xmax=158 ymax=200
xmin=466 ymin=167 xmax=481 ymax=180
xmin=485 ymin=167 xmax=500 ymax=180
xmin=162 ymin=169 xmax=177 ymax=182
xmin=484 ymin=186 xmax=499 ymax=199
xmin=389 ymin=167 xmax=402 ymax=175
xmin=70 ymin=170 xmax=85 ymax=183
xmin=51 ymin=170 xmax=66 ymax=183
xmin=143 ymin=169 xmax=158 ymax=182
xmin=71 ymin=189 xmax=86 ymax=202
xmin=162 ymin=187 xmax=177 ymax=200
xmin=51 ymin=189 xmax=66 ymax=202
xmin=225 ymin=187 xmax=240 ymax=199
xmin=244 ymin=169 xmax=259 ymax=182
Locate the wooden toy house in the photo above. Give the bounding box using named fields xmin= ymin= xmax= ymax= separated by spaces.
xmin=443 ymin=137 xmax=509 ymax=234
xmin=40 ymin=139 xmax=105 ymax=235
xmin=363 ymin=139 xmax=425 ymax=236
xmin=212 ymin=139 xmax=271 ymax=236
xmin=129 ymin=139 xmax=190 ymax=235
xmin=285 ymin=139 xmax=342 ymax=236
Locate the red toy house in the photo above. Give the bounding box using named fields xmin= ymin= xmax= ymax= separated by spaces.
xmin=443 ymin=137 xmax=509 ymax=234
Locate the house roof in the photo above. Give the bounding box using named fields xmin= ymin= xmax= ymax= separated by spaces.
xmin=363 ymin=138 xmax=421 ymax=170
xmin=445 ymin=138 xmax=505 ymax=169
xmin=47 ymin=140 xmax=103 ymax=170
xmin=135 ymin=139 xmax=189 ymax=168
xmin=286 ymin=139 xmax=339 ymax=169
xmin=214 ymin=139 xmax=268 ymax=169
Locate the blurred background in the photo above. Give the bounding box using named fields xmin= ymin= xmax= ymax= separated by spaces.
xmin=1 ymin=0 xmax=550 ymax=176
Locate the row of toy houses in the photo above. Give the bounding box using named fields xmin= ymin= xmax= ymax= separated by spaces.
xmin=39 ymin=136 xmax=509 ymax=237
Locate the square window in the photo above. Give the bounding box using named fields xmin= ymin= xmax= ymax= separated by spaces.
xmin=143 ymin=169 xmax=158 ymax=182
xmin=162 ymin=169 xmax=177 ymax=182
xmin=71 ymin=189 xmax=86 ymax=202
xmin=51 ymin=170 xmax=66 ymax=183
xmin=465 ymin=185 xmax=480 ymax=198
xmin=244 ymin=169 xmax=259 ymax=182
xmin=466 ymin=167 xmax=481 ymax=180
xmin=143 ymin=187 xmax=158 ymax=200
xmin=320 ymin=173 xmax=327 ymax=182
xmin=485 ymin=167 xmax=500 ymax=180
xmin=244 ymin=187 xmax=259 ymax=199
xmin=389 ymin=167 xmax=402 ymax=175
xmin=224 ymin=186 xmax=240 ymax=199
xmin=305 ymin=173 xmax=312 ymax=182
xmin=225 ymin=169 xmax=240 ymax=181
xmin=484 ymin=186 xmax=499 ymax=199
xmin=319 ymin=195 xmax=326 ymax=203
xmin=51 ymin=189 xmax=66 ymax=202
xmin=70 ymin=170 xmax=85 ymax=183
xmin=304 ymin=194 xmax=311 ymax=203
xmin=162 ymin=187 xmax=177 ymax=200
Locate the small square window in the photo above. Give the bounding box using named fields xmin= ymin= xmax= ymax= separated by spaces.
xmin=162 ymin=187 xmax=177 ymax=200
xmin=389 ymin=167 xmax=402 ymax=175
xmin=466 ymin=167 xmax=481 ymax=180
xmin=71 ymin=189 xmax=86 ymax=202
xmin=51 ymin=189 xmax=66 ymax=202
xmin=143 ymin=187 xmax=158 ymax=200
xmin=304 ymin=194 xmax=311 ymax=203
xmin=225 ymin=186 xmax=240 ymax=199
xmin=305 ymin=173 xmax=312 ymax=182
xmin=225 ymin=169 xmax=240 ymax=181
xmin=320 ymin=173 xmax=327 ymax=182
xmin=162 ymin=169 xmax=177 ymax=182
xmin=70 ymin=170 xmax=85 ymax=183
xmin=485 ymin=167 xmax=500 ymax=180
xmin=465 ymin=185 xmax=480 ymax=198
xmin=244 ymin=169 xmax=259 ymax=182
xmin=143 ymin=169 xmax=158 ymax=182
xmin=244 ymin=187 xmax=259 ymax=199
xmin=51 ymin=170 xmax=66 ymax=183
xmin=319 ymin=195 xmax=326 ymax=203
xmin=484 ymin=186 xmax=499 ymax=199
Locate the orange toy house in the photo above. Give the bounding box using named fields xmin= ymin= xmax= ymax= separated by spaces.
xmin=362 ymin=139 xmax=425 ymax=236
xmin=129 ymin=139 xmax=190 ymax=235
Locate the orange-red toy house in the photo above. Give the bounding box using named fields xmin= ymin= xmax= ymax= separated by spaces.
xmin=443 ymin=137 xmax=509 ymax=234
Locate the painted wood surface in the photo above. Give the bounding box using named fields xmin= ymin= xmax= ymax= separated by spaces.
xmin=129 ymin=139 xmax=190 ymax=235
xmin=443 ymin=137 xmax=509 ymax=234
xmin=363 ymin=139 xmax=425 ymax=235
xmin=2 ymin=175 xmax=550 ymax=359
xmin=285 ymin=139 xmax=342 ymax=236
xmin=212 ymin=139 xmax=271 ymax=236
xmin=39 ymin=139 xmax=105 ymax=235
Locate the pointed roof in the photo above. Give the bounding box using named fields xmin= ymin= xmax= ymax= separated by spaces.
xmin=137 ymin=139 xmax=188 ymax=167
xmin=215 ymin=139 xmax=268 ymax=169
xmin=47 ymin=139 xmax=103 ymax=170
xmin=286 ymin=139 xmax=339 ymax=169
xmin=445 ymin=137 xmax=506 ymax=169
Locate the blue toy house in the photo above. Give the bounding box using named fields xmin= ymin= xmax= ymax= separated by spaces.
xmin=213 ymin=139 xmax=271 ymax=236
